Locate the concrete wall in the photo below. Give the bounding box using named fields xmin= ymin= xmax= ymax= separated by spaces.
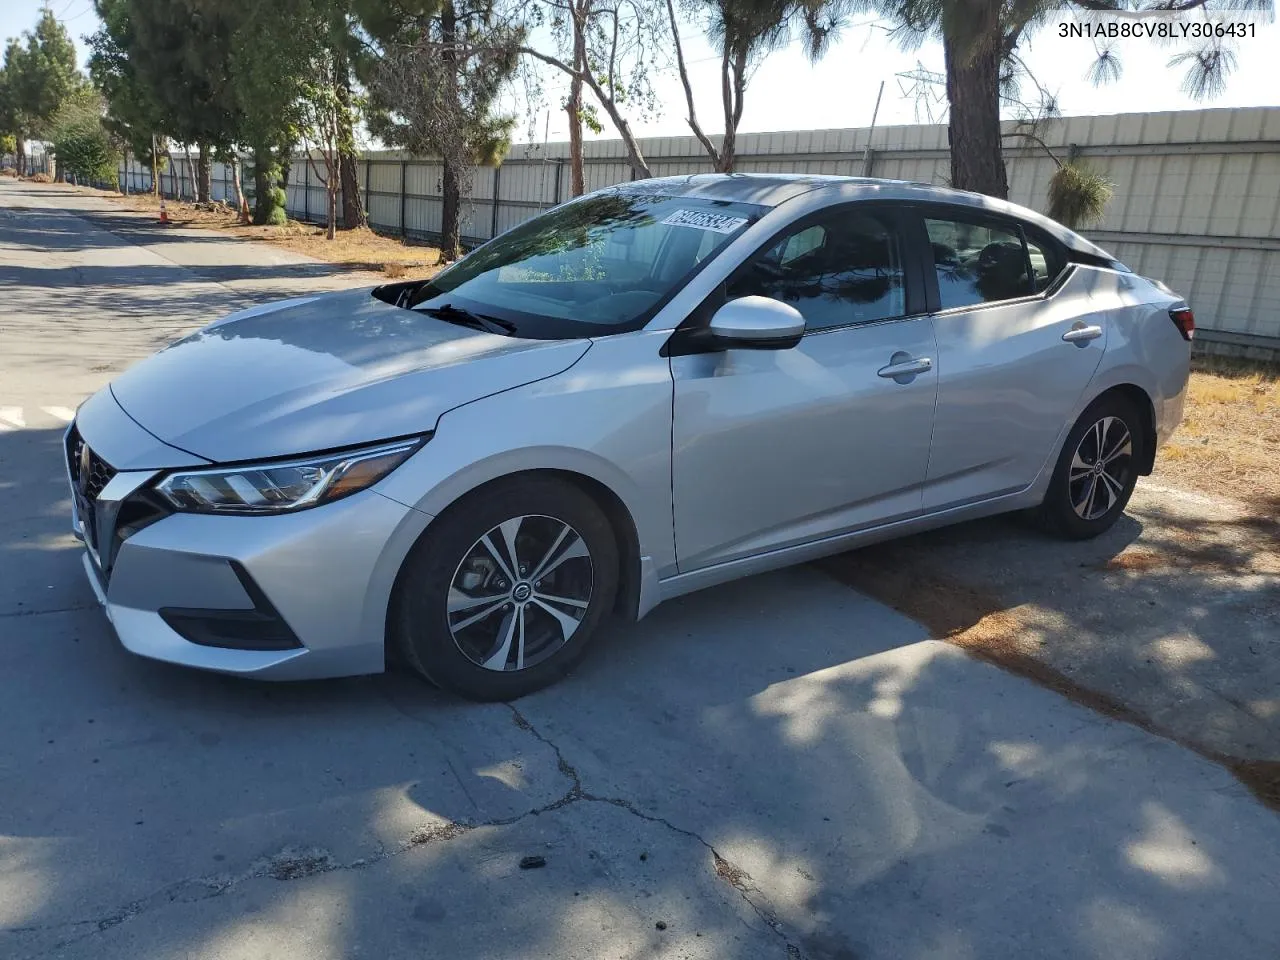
xmin=118 ymin=106 xmax=1280 ymax=351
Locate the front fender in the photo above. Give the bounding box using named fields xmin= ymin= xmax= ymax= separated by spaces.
xmin=373 ymin=330 xmax=677 ymax=584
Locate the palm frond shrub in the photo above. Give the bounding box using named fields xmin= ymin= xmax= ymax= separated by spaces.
xmin=1047 ymin=162 xmax=1113 ymax=229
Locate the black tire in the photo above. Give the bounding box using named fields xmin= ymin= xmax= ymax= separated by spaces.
xmin=392 ymin=476 xmax=619 ymax=701
xmin=1038 ymin=393 xmax=1144 ymax=540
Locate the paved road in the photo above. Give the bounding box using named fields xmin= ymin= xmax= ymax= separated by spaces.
xmin=1 ymin=178 xmax=1278 ymax=960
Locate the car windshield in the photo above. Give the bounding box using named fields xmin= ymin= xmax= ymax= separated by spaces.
xmin=407 ymin=191 xmax=765 ymax=339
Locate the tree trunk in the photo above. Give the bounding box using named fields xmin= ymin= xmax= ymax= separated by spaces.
xmin=121 ymin=149 xmax=129 ymax=195
xmin=179 ymin=145 xmax=193 ymax=200
xmin=567 ymin=1 xmax=587 ymax=196
xmin=333 ymin=39 xmax=367 ymax=229
xmin=441 ymin=158 xmax=462 ymax=260
xmin=229 ymin=154 xmax=250 ymax=223
xmin=439 ymin=0 xmax=463 ymax=261
xmin=713 ymin=47 xmax=748 ymax=173
xmin=15 ymin=137 xmax=25 ymax=177
xmin=944 ymin=27 xmax=1008 ymax=199
xmin=717 ymin=50 xmax=733 ymax=173
xmin=339 ymin=154 xmax=365 ymax=229
xmin=253 ymin=152 xmax=270 ymax=222
xmin=567 ymin=74 xmax=585 ymax=196
xmin=327 ymin=174 xmax=338 ymax=240
xmin=196 ymin=143 xmax=212 ymax=203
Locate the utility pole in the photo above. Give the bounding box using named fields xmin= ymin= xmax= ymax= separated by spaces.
xmin=862 ymin=80 xmax=885 ymax=177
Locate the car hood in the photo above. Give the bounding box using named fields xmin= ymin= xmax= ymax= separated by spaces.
xmin=109 ymin=288 xmax=591 ymax=462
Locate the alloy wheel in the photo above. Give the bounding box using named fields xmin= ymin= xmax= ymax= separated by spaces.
xmin=447 ymin=514 xmax=594 ymax=672
xmin=1068 ymin=415 xmax=1133 ymax=521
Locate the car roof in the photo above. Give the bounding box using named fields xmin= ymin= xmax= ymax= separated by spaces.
xmin=621 ymin=173 xmax=844 ymax=206
xmin=620 ymin=173 xmax=1115 ymax=262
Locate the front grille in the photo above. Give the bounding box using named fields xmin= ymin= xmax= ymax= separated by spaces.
xmin=67 ymin=425 xmax=117 ymax=501
xmin=66 ymin=425 xmax=173 ymax=583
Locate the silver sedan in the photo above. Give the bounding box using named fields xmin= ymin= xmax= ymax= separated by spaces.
xmin=67 ymin=174 xmax=1192 ymax=699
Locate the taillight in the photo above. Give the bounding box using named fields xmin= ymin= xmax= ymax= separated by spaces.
xmin=1169 ymin=307 xmax=1195 ymax=341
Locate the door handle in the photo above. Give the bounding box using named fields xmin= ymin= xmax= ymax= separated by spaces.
xmin=1062 ymin=323 xmax=1103 ymax=345
xmin=877 ymin=354 xmax=933 ymax=382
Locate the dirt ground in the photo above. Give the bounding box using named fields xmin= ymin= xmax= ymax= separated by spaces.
xmin=1158 ymin=357 xmax=1280 ymax=508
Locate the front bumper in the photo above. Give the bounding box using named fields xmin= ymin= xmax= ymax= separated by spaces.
xmin=69 ymin=409 xmax=432 ymax=680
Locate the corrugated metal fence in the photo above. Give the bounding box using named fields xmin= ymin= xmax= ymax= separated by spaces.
xmin=118 ymin=106 xmax=1280 ymax=352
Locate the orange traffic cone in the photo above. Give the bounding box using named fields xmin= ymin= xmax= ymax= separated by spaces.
xmin=159 ymin=195 xmax=169 ymax=224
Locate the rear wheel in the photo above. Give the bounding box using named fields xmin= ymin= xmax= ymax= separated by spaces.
xmin=1038 ymin=394 xmax=1144 ymax=540
xmin=392 ymin=477 xmax=618 ymax=701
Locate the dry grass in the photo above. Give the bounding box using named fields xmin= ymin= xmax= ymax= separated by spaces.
xmin=1158 ymin=357 xmax=1279 ymax=508
xmin=87 ymin=186 xmax=444 ymax=279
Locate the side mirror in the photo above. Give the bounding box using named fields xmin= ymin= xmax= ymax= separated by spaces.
xmin=706 ymin=296 xmax=805 ymax=351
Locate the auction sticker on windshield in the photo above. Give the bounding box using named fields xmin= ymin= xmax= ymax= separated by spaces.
xmin=661 ymin=209 xmax=750 ymax=234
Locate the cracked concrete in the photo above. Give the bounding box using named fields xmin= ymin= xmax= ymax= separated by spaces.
xmin=7 ymin=697 xmax=782 ymax=960
xmin=509 ymin=705 xmax=802 ymax=953
xmin=0 ymin=604 xmax=99 ymax=619
xmin=3 ymin=178 xmax=1280 ymax=960
xmin=24 ymin=801 xmax=776 ymax=960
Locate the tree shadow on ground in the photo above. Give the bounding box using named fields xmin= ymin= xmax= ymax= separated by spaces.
xmin=0 ymin=261 xmax=365 ymax=292
xmin=815 ymin=488 xmax=1280 ymax=774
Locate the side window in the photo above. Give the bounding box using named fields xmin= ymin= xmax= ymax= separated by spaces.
xmin=1025 ymin=233 xmax=1065 ymax=292
xmin=727 ymin=210 xmax=906 ymax=331
xmin=925 ymin=216 xmax=1033 ymax=310
xmin=780 ymin=226 xmax=825 ymax=265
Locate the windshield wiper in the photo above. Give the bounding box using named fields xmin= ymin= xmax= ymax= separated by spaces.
xmin=419 ymin=302 xmax=517 ymax=336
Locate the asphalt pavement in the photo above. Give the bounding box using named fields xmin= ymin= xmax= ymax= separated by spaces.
xmin=1 ymin=177 xmax=1277 ymax=960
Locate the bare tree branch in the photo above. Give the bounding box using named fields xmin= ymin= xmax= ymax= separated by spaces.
xmin=1068 ymin=0 xmax=1213 ymax=13
xmin=666 ymin=0 xmax=722 ymax=165
xmin=508 ymin=0 xmax=663 ymax=179
xmin=1001 ymin=129 xmax=1063 ymax=166
xmin=516 ymin=41 xmax=653 ymax=176
xmin=304 ymin=144 xmax=329 ymax=185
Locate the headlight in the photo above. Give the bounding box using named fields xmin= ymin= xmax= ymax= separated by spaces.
xmin=154 ymin=439 xmax=423 ymax=515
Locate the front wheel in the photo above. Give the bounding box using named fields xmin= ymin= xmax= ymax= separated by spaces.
xmin=1038 ymin=394 xmax=1144 ymax=540
xmin=392 ymin=477 xmax=619 ymax=701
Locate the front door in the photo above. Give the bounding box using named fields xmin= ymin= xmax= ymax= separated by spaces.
xmin=670 ymin=204 xmax=938 ymax=573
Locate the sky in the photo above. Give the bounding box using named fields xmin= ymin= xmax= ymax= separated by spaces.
xmin=4 ymin=0 xmax=1277 ymax=147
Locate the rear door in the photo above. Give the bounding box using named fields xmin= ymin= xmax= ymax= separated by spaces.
xmin=916 ymin=207 xmax=1107 ymax=511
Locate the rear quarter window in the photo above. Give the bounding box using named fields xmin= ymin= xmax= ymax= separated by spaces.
xmin=1024 ymin=229 xmax=1067 ymax=292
